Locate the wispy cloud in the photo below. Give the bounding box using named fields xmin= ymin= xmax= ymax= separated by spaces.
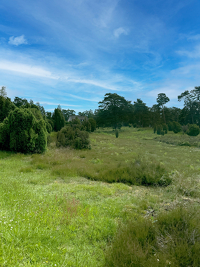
xmin=113 ymin=27 xmax=129 ymax=38
xmin=8 ymin=35 xmax=28 ymax=46
xmin=0 ymin=60 xmax=58 ymax=79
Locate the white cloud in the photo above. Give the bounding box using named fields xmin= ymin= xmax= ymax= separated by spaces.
xmin=113 ymin=27 xmax=128 ymax=38
xmin=0 ymin=60 xmax=58 ymax=79
xmin=8 ymin=35 xmax=28 ymax=46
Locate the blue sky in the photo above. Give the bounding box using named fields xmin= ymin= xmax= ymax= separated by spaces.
xmin=0 ymin=0 xmax=200 ymax=113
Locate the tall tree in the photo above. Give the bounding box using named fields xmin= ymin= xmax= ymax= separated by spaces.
xmin=156 ymin=93 xmax=170 ymax=123
xmin=52 ymin=108 xmax=65 ymax=131
xmin=132 ymin=99 xmax=149 ymax=127
xmin=178 ymin=87 xmax=200 ymax=125
xmin=98 ymin=93 xmax=132 ymax=128
xmin=62 ymin=109 xmax=76 ymax=121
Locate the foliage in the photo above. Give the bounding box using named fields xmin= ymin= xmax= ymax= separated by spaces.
xmin=56 ymin=125 xmax=90 ymax=149
xmin=178 ymin=86 xmax=200 ymax=126
xmin=0 ymin=95 xmax=16 ymax=122
xmin=88 ymin=118 xmax=96 ymax=132
xmin=0 ymin=108 xmax=47 ymax=153
xmin=104 ymin=206 xmax=200 ymax=267
xmin=172 ymin=121 xmax=182 ymax=133
xmin=162 ymin=123 xmax=168 ymax=134
xmin=156 ymin=125 xmax=162 ymax=135
xmin=187 ymin=124 xmax=200 ymax=136
xmin=82 ymin=119 xmax=91 ymax=132
xmin=132 ymin=99 xmax=149 ymax=127
xmin=62 ymin=109 xmax=76 ymax=121
xmin=0 ymin=86 xmax=7 ymax=97
xmin=97 ymin=93 xmax=132 ymax=128
xmin=52 ymin=108 xmax=65 ymax=131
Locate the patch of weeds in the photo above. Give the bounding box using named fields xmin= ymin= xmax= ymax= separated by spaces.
xmin=104 ymin=205 xmax=200 ymax=267
xmin=89 ymin=157 xmax=171 ymax=187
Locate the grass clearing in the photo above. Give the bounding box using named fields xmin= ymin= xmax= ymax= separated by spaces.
xmin=0 ymin=127 xmax=200 ymax=266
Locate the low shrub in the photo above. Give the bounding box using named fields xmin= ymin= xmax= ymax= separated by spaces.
xmin=187 ymin=124 xmax=200 ymax=136
xmin=115 ymin=129 xmax=119 ymax=138
xmin=56 ymin=125 xmax=90 ymax=149
xmin=88 ymin=118 xmax=96 ymax=132
xmin=157 ymin=125 xmax=162 ymax=135
xmin=104 ymin=206 xmax=200 ymax=267
xmin=163 ymin=123 xmax=168 ymax=134
xmin=172 ymin=121 xmax=182 ymax=133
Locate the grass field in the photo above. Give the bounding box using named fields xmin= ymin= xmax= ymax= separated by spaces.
xmin=0 ymin=127 xmax=200 ymax=266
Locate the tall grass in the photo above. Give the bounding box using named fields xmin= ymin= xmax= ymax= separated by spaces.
xmin=104 ymin=206 xmax=200 ymax=267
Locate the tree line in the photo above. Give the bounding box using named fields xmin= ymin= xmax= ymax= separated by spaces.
xmin=1 ymin=85 xmax=200 ymax=153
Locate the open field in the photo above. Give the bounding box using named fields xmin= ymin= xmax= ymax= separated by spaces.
xmin=0 ymin=127 xmax=200 ymax=266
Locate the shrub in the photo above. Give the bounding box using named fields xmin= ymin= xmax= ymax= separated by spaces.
xmin=82 ymin=119 xmax=91 ymax=132
xmin=56 ymin=125 xmax=90 ymax=149
xmin=0 ymin=118 xmax=10 ymax=150
xmin=115 ymin=129 xmax=119 ymax=138
xmin=182 ymin=124 xmax=189 ymax=134
xmin=0 ymin=108 xmax=47 ymax=153
xmin=0 ymin=96 xmax=16 ymax=123
xmin=172 ymin=121 xmax=182 ymax=133
xmin=187 ymin=124 xmax=200 ymax=136
xmin=104 ymin=206 xmax=200 ymax=267
xmin=168 ymin=121 xmax=173 ymax=131
xmin=163 ymin=123 xmax=168 ymax=134
xmin=157 ymin=125 xmax=162 ymax=135
xmin=88 ymin=118 xmax=96 ymax=132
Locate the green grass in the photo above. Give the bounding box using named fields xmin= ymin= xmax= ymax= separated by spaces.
xmin=0 ymin=127 xmax=200 ymax=266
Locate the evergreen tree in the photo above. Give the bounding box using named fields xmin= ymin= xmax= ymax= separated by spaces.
xmin=52 ymin=108 xmax=65 ymax=131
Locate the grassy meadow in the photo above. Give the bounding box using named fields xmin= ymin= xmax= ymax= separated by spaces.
xmin=0 ymin=127 xmax=200 ymax=266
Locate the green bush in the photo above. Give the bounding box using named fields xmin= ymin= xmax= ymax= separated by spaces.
xmin=0 ymin=118 xmax=10 ymax=150
xmin=187 ymin=124 xmax=200 ymax=136
xmin=104 ymin=206 xmax=200 ymax=267
xmin=168 ymin=121 xmax=173 ymax=131
xmin=115 ymin=129 xmax=119 ymax=138
xmin=157 ymin=125 xmax=162 ymax=135
xmin=0 ymin=108 xmax=47 ymax=153
xmin=163 ymin=123 xmax=168 ymax=134
xmin=82 ymin=119 xmax=91 ymax=132
xmin=56 ymin=125 xmax=90 ymax=149
xmin=172 ymin=121 xmax=182 ymax=133
xmin=88 ymin=118 xmax=96 ymax=132
xmin=0 ymin=96 xmax=16 ymax=123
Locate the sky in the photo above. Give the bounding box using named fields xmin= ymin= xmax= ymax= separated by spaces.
xmin=0 ymin=0 xmax=200 ymax=113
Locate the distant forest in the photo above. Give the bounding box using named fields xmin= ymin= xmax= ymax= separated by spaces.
xmin=1 ymin=85 xmax=200 ymax=129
